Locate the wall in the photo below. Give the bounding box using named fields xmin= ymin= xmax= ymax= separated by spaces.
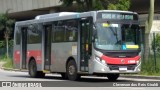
xmin=0 ymin=0 xmax=61 ymax=13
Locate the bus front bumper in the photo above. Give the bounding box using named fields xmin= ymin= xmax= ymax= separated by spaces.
xmin=92 ymin=59 xmax=141 ymax=74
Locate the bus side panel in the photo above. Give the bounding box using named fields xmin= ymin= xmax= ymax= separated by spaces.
xmin=13 ymin=45 xmax=21 ymax=69
xmin=50 ymin=42 xmax=78 ymax=72
xmin=27 ymin=44 xmax=43 ymax=71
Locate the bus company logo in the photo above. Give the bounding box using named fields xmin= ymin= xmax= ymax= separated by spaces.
xmin=2 ymin=82 xmax=12 ymax=87
xmin=121 ymin=59 xmax=125 ymax=64
xmin=1 ymin=82 xmax=42 ymax=87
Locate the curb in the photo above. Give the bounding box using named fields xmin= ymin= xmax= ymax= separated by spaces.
xmin=1 ymin=67 xmax=28 ymax=72
xmin=1 ymin=67 xmax=14 ymax=71
xmin=120 ymin=75 xmax=160 ymax=80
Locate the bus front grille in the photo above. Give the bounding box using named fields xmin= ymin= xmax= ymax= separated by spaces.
xmin=108 ymin=64 xmax=136 ymax=70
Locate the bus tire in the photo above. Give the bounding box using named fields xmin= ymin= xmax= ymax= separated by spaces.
xmin=66 ymin=60 xmax=80 ymax=81
xmin=61 ymin=73 xmax=68 ymax=79
xmin=29 ymin=59 xmax=45 ymax=78
xmin=37 ymin=71 xmax=45 ymax=78
xmin=107 ymin=74 xmax=119 ymax=81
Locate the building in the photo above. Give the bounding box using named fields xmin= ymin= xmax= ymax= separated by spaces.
xmin=0 ymin=0 xmax=62 ymax=20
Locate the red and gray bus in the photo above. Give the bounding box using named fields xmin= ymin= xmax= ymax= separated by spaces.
xmin=13 ymin=10 xmax=141 ymax=81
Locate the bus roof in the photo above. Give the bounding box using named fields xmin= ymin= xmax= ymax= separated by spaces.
xmin=15 ymin=10 xmax=137 ymax=26
xmin=96 ymin=10 xmax=137 ymax=14
xmin=35 ymin=12 xmax=79 ymax=19
xmin=32 ymin=10 xmax=137 ymax=20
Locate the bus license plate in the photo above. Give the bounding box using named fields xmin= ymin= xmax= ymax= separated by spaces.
xmin=119 ymin=66 xmax=127 ymax=71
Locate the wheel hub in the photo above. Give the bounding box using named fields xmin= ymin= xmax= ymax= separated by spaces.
xmin=68 ymin=65 xmax=75 ymax=75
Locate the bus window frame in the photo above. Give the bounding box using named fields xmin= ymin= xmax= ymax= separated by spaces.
xmin=52 ymin=19 xmax=79 ymax=43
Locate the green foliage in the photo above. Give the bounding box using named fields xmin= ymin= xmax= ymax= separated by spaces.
xmin=60 ymin=0 xmax=93 ymax=11
xmin=152 ymin=33 xmax=160 ymax=54
xmin=141 ymin=55 xmax=160 ymax=75
xmin=0 ymin=10 xmax=15 ymax=58
xmin=0 ymin=40 xmax=14 ymax=48
xmin=60 ymin=0 xmax=131 ymax=11
xmin=108 ymin=0 xmax=131 ymax=10
xmin=9 ymin=39 xmax=14 ymax=47
xmin=0 ymin=12 xmax=15 ymax=35
xmin=93 ymin=0 xmax=104 ymax=10
xmin=2 ymin=57 xmax=13 ymax=69
xmin=0 ymin=54 xmax=13 ymax=69
xmin=0 ymin=54 xmax=7 ymax=61
xmin=60 ymin=0 xmax=74 ymax=7
xmin=108 ymin=4 xmax=117 ymax=10
xmin=0 ymin=41 xmax=5 ymax=48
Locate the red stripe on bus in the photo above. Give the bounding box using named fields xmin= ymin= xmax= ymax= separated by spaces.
xmin=101 ymin=55 xmax=140 ymax=65
xmin=14 ymin=50 xmax=20 ymax=64
xmin=14 ymin=50 xmax=42 ymax=64
xmin=26 ymin=50 xmax=42 ymax=64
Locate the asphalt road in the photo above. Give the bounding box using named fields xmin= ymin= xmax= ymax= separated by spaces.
xmin=0 ymin=69 xmax=160 ymax=90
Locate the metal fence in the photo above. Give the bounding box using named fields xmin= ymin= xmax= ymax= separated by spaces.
xmin=0 ymin=47 xmax=13 ymax=58
xmin=141 ymin=32 xmax=160 ymax=72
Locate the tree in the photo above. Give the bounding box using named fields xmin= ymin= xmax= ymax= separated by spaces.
xmin=107 ymin=0 xmax=130 ymax=10
xmin=144 ymin=0 xmax=155 ymax=61
xmin=60 ymin=0 xmax=98 ymax=11
xmin=0 ymin=10 xmax=15 ymax=58
xmin=60 ymin=0 xmax=131 ymax=11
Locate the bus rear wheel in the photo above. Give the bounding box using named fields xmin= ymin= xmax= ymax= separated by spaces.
xmin=107 ymin=74 xmax=119 ymax=81
xmin=29 ymin=59 xmax=45 ymax=78
xmin=66 ymin=60 xmax=80 ymax=81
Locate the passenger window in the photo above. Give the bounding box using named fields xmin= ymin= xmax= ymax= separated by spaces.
xmin=52 ymin=19 xmax=78 ymax=42
xmin=27 ymin=24 xmax=42 ymax=44
xmin=65 ymin=20 xmax=78 ymax=42
xmin=53 ymin=21 xmax=65 ymax=42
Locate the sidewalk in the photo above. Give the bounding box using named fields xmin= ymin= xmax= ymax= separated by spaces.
xmin=121 ymin=75 xmax=160 ymax=80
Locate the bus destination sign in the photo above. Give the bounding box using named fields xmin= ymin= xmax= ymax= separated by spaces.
xmin=97 ymin=12 xmax=138 ymax=20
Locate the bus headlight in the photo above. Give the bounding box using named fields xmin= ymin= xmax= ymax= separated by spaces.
xmin=136 ymin=58 xmax=141 ymax=65
xmin=137 ymin=52 xmax=141 ymax=66
xmin=136 ymin=61 xmax=139 ymax=64
xmin=95 ymin=56 xmax=107 ymax=65
xmin=101 ymin=60 xmax=106 ymax=64
xmin=95 ymin=56 xmax=101 ymax=61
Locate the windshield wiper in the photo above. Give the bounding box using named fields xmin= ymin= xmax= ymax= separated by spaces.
xmin=109 ymin=26 xmax=119 ymax=44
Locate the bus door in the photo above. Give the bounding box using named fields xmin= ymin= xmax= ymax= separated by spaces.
xmin=43 ymin=25 xmax=52 ymax=70
xmin=80 ymin=17 xmax=92 ymax=72
xmin=20 ymin=27 xmax=27 ymax=69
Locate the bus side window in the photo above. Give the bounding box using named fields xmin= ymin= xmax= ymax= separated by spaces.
xmin=53 ymin=21 xmax=65 ymax=42
xmin=27 ymin=24 xmax=42 ymax=44
xmin=52 ymin=20 xmax=78 ymax=42
xmin=65 ymin=20 xmax=78 ymax=42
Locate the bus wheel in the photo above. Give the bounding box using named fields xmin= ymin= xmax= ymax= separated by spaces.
xmin=107 ymin=74 xmax=119 ymax=81
xmin=37 ymin=71 xmax=45 ymax=78
xmin=66 ymin=60 xmax=80 ymax=81
xmin=29 ymin=60 xmax=45 ymax=78
xmin=61 ymin=73 xmax=68 ymax=79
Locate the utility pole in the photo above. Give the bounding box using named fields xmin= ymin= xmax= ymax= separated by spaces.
xmin=144 ymin=0 xmax=154 ymax=61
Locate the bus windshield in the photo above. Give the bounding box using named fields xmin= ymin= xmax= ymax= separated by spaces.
xmin=95 ymin=22 xmax=140 ymax=50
